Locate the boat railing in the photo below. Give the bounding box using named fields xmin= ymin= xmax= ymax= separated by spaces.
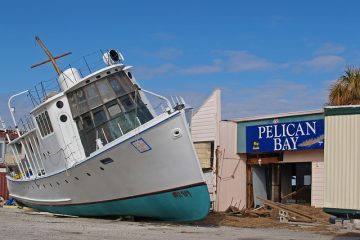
xmin=27 ymin=50 xmax=116 ymax=108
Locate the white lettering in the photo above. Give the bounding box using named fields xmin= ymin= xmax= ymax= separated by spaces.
xmin=274 ymin=138 xmax=282 ymax=151
xmin=296 ymin=124 xmax=305 ymax=136
xmin=258 ymin=126 xmax=266 ymax=139
xmin=305 ymin=121 xmax=316 ymax=135
xmin=282 ymin=138 xmax=291 ymax=150
xmin=266 ymin=125 xmax=273 ymax=138
xmin=274 ymin=125 xmax=281 ymax=137
xmin=290 ymin=137 xmax=299 ymax=150
xmin=281 ymin=124 xmax=286 ymax=137
xmin=286 ymin=124 xmax=296 ymax=136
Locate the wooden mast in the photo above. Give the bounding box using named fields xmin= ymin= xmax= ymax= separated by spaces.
xmin=31 ymin=36 xmax=71 ymax=76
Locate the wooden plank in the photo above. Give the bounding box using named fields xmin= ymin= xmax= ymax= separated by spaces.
xmin=257 ymin=197 xmax=315 ymax=221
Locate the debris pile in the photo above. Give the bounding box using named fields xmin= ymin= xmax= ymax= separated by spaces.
xmin=195 ymin=198 xmax=332 ymax=230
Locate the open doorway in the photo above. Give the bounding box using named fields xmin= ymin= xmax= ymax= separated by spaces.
xmin=247 ymin=155 xmax=312 ymax=208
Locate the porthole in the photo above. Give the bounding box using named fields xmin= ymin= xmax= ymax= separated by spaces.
xmin=56 ymin=101 xmax=64 ymax=109
xmin=127 ymin=72 xmax=133 ymax=79
xmin=60 ymin=115 xmax=68 ymax=122
xmin=171 ymin=128 xmax=182 ymax=139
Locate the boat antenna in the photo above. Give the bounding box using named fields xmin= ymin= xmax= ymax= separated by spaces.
xmin=31 ymin=36 xmax=72 ymax=76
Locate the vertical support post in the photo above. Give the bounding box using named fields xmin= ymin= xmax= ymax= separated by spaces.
xmin=24 ymin=137 xmax=41 ymax=176
xmin=20 ymin=139 xmax=37 ymax=178
xmin=117 ymin=122 xmax=124 ymax=135
xmin=31 ymin=135 xmax=46 ymax=175
xmin=101 ymin=128 xmax=109 ymax=144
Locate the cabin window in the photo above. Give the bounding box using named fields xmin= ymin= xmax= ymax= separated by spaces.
xmin=45 ymin=112 xmax=54 ymax=132
xmin=68 ymin=71 xmax=155 ymax=156
xmin=76 ymin=89 xmax=89 ymax=114
xmin=36 ymin=116 xmax=45 ymax=136
xmin=82 ymin=114 xmax=93 ymax=130
xmin=93 ymin=108 xmax=107 ymax=126
xmin=120 ymin=95 xmax=135 ymax=112
xmin=68 ymin=93 xmax=79 ymax=116
xmin=97 ymin=79 xmax=116 ymax=102
xmin=109 ymin=78 xmax=126 ymax=96
xmin=118 ymin=71 xmax=135 ymax=93
xmin=36 ymin=111 xmax=54 ymax=137
xmin=75 ymin=118 xmax=83 ymax=130
xmin=107 ymin=102 xmax=122 ymax=117
xmin=84 ymin=83 xmax=102 ymax=109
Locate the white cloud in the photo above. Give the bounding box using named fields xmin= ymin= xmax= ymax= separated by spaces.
xmin=153 ymin=47 xmax=183 ymax=60
xmin=178 ymin=65 xmax=223 ymax=75
xmin=218 ymin=50 xmax=288 ymax=72
xmin=133 ymin=64 xmax=175 ymax=80
xmin=178 ymin=50 xmax=288 ymax=76
xmin=315 ymin=43 xmax=345 ymax=55
xmin=297 ymin=55 xmax=346 ymax=71
xmin=220 ymin=80 xmax=327 ymax=119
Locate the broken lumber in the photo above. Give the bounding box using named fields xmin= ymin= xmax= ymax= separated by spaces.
xmin=257 ymin=197 xmax=315 ymax=222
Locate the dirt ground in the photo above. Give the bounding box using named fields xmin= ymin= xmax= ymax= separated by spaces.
xmin=1 ymin=206 xmax=360 ymax=240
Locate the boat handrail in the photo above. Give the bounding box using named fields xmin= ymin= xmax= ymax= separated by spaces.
xmin=138 ymin=87 xmax=173 ymax=112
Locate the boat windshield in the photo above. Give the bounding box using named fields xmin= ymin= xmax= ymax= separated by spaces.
xmin=67 ymin=71 xmax=154 ymax=156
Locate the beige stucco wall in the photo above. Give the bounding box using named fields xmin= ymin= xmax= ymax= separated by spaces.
xmin=216 ymin=121 xmax=246 ymax=212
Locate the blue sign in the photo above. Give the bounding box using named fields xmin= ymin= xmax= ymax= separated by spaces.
xmin=246 ymin=119 xmax=324 ymax=153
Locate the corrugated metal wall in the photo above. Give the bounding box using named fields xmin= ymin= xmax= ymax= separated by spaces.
xmin=0 ymin=170 xmax=9 ymax=200
xmin=324 ymin=114 xmax=360 ymax=210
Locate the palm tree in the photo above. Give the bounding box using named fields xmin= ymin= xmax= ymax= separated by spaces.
xmin=329 ymin=67 xmax=360 ymax=105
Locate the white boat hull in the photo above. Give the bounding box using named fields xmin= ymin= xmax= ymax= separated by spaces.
xmin=7 ymin=110 xmax=210 ymax=221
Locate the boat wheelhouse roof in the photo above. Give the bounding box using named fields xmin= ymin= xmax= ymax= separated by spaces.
xmin=30 ymin=63 xmax=129 ymax=114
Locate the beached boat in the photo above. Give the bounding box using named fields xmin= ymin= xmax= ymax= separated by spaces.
xmin=5 ymin=37 xmax=210 ymax=221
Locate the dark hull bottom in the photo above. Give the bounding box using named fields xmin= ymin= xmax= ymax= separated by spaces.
xmin=17 ymin=184 xmax=210 ymax=222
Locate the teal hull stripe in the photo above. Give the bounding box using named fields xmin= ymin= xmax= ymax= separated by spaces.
xmin=20 ymin=184 xmax=210 ymax=222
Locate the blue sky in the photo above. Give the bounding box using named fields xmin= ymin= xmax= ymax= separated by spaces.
xmin=1 ymin=1 xmax=360 ymax=125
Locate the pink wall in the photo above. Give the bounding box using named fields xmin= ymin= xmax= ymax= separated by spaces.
xmin=283 ymin=149 xmax=323 ymax=163
xmin=215 ymin=121 xmax=246 ymax=212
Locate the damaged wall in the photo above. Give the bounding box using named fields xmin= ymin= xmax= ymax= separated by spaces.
xmin=191 ymin=89 xmax=221 ymax=207
xmin=216 ymin=121 xmax=246 ymax=212
xmin=283 ymin=150 xmax=324 ymax=207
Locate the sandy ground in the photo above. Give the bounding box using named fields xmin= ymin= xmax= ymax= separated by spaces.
xmin=0 ymin=207 xmax=359 ymax=240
